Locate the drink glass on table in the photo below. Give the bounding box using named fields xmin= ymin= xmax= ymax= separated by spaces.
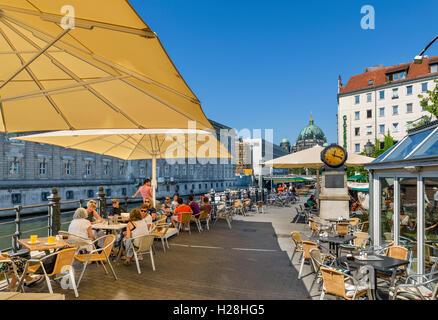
xmin=30 ymin=235 xmax=38 ymax=243
xmin=48 ymin=236 xmax=55 ymax=244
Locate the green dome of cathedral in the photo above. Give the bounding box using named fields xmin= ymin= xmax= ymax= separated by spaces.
xmin=297 ymin=115 xmax=327 ymax=142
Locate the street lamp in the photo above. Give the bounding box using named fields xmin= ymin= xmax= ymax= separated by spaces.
xmin=364 ymin=140 xmax=374 ymax=157
xmin=414 ymin=35 xmax=438 ymax=64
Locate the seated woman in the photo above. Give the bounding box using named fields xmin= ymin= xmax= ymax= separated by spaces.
xmin=123 ymin=209 xmax=148 ymax=266
xmin=142 ymin=197 xmax=157 ymax=221
xmin=0 ymin=254 xmax=42 ymax=291
xmin=68 ymin=207 xmax=95 ymax=252
xmin=85 ymin=200 xmax=105 ymax=247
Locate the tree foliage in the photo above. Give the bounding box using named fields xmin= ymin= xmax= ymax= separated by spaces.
xmin=416 ymin=79 xmax=438 ymax=127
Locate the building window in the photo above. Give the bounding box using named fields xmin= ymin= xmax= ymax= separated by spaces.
xmin=66 ymin=191 xmax=74 ymax=200
xmin=164 ymin=165 xmax=169 ymax=177
xmin=379 ymin=90 xmax=385 ymax=100
xmin=431 ymin=64 xmax=438 ymax=73
xmin=379 ymin=107 xmax=385 ymax=117
xmin=355 ymin=144 xmax=360 ymax=153
xmin=184 ymin=184 xmax=187 ymax=190
xmin=386 ymin=70 xmax=406 ymax=82
xmin=87 ymin=190 xmax=94 ymax=198
xmin=41 ymin=192 xmax=50 ymax=202
xmin=189 ymin=165 xmax=194 ymax=176
xmin=366 ymin=110 xmax=372 ymax=118
xmin=39 ymin=161 xmax=47 ymax=176
xmin=406 ymin=85 xmax=413 ymax=95
xmin=422 ymin=82 xmax=428 ymax=92
xmin=11 ymin=193 xmax=21 ymax=204
xmin=64 ymin=161 xmax=72 ymax=176
xmin=174 ymin=165 xmax=179 ymax=176
xmin=119 ymin=163 xmax=125 ymax=176
xmin=8 ymin=158 xmax=20 ymax=176
xmin=104 ymin=162 xmax=111 ymax=176
xmin=354 ymin=95 xmax=360 ymax=104
xmin=354 ymin=127 xmax=360 ymax=136
xmin=366 ymin=126 xmax=372 ymax=135
xmin=392 ymin=88 xmax=399 ymax=99
xmin=105 ymin=189 xmax=112 ymax=197
xmin=392 ymin=123 xmax=399 ymax=133
xmin=354 ymin=111 xmax=360 ymax=120
xmin=85 ymin=162 xmax=93 ymax=175
xmin=392 ymin=105 xmax=399 ymax=115
xmin=379 ymin=124 xmax=385 ymax=134
xmin=199 ymin=184 xmax=202 ymax=189
xmin=366 ymin=93 xmax=372 ymax=103
xmin=139 ymin=166 xmax=145 ymax=176
xmin=406 ymin=103 xmax=413 ymax=114
xmin=368 ymin=79 xmax=374 ymax=86
xmin=182 ymin=165 xmax=187 ymax=176
xmin=121 ymin=188 xmax=127 ymax=196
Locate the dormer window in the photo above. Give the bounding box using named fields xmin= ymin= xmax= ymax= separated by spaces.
xmin=368 ymin=79 xmax=374 ymax=86
xmin=386 ymin=70 xmax=406 ymax=82
xmin=431 ymin=63 xmax=438 ymax=73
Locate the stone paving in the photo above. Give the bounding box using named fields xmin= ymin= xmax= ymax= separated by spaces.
xmin=18 ymin=200 xmax=324 ymax=300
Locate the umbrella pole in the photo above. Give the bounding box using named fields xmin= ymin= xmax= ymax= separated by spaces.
xmin=152 ymin=154 xmax=157 ymax=207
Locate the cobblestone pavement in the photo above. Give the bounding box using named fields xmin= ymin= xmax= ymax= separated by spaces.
xmin=20 ymin=202 xmax=314 ymax=300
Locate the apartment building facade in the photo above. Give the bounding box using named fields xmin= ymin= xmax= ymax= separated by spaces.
xmin=338 ymin=56 xmax=438 ymax=154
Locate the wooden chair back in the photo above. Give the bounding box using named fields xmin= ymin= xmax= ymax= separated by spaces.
xmin=309 ymin=248 xmax=323 ymax=271
xmin=257 ymin=201 xmax=264 ymax=208
xmin=98 ymin=234 xmax=116 ymax=260
xmin=349 ymin=218 xmax=361 ymax=226
xmin=49 ymin=247 xmax=77 ymax=276
xmin=360 ymin=221 xmax=369 ymax=232
xmin=386 ymin=245 xmax=409 ymax=270
xmin=198 ymin=210 xmax=209 ymax=221
xmin=353 ymin=232 xmax=369 ymax=247
xmin=179 ymin=212 xmax=192 ymax=224
xmin=336 ymin=222 xmax=350 ymax=236
xmin=291 ymin=232 xmax=302 ymax=247
xmin=308 ymin=218 xmax=317 ymax=232
xmin=135 ymin=234 xmax=155 ymax=253
xmin=302 ymin=240 xmax=318 ymax=259
xmin=320 ymin=267 xmax=347 ymax=299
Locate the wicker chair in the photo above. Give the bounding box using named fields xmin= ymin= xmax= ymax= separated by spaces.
xmin=151 ymin=222 xmax=171 ymax=252
xmin=256 ymin=201 xmax=265 ymax=214
xmin=340 ymin=232 xmax=370 ymax=255
xmin=309 ymin=248 xmax=336 ymax=294
xmin=214 ymin=208 xmax=232 ymax=230
xmin=196 ymin=210 xmax=211 ymax=231
xmin=177 ymin=212 xmax=193 ymax=234
xmin=309 ymin=218 xmax=331 ymax=237
xmin=290 ymin=231 xmax=304 ymax=265
xmin=349 ymin=218 xmax=361 ymax=232
xmin=124 ymin=234 xmax=156 ymax=274
xmin=319 ymin=266 xmax=370 ymax=300
xmin=376 ymin=245 xmax=409 ymax=286
xmin=20 ymin=247 xmax=78 ymax=297
xmin=336 ymin=222 xmax=350 ymax=236
xmin=298 ymin=241 xmax=318 ymax=279
xmin=74 ymin=234 xmax=117 ymax=287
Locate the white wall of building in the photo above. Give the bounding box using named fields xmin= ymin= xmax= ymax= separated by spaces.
xmin=338 ymin=76 xmax=438 ymax=154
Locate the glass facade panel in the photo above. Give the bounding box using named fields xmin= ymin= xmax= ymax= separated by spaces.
xmin=399 ymin=178 xmax=417 ymax=271
xmin=409 ymin=129 xmax=438 ymax=159
xmin=380 ymin=178 xmax=394 ymax=244
xmin=424 ymin=178 xmax=438 ymax=273
xmin=384 ymin=129 xmax=434 ymax=162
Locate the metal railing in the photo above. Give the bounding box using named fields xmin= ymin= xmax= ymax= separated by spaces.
xmin=0 ymin=186 xmax=133 ymax=253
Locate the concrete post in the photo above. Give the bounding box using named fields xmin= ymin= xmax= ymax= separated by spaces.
xmin=12 ymin=205 xmax=22 ymax=253
xmin=47 ymin=187 xmax=61 ymax=236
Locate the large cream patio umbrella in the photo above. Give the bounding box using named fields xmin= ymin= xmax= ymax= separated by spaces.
xmin=0 ymin=0 xmax=213 ymax=132
xmin=263 ymin=145 xmax=374 ymax=192
xmin=13 ymin=129 xmax=231 ymax=204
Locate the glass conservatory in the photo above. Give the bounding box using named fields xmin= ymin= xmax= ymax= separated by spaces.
xmin=365 ymin=121 xmax=438 ymax=274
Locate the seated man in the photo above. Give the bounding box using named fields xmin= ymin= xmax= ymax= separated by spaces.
xmin=188 ymin=194 xmax=201 ymax=219
xmin=200 ymin=196 xmax=212 ymax=214
xmin=109 ymin=198 xmax=126 ymax=220
xmin=172 ymin=197 xmax=192 ymax=230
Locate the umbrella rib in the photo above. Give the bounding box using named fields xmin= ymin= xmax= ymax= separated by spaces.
xmin=0 ymin=22 xmax=70 ymax=90
xmin=124 ymin=135 xmax=154 ymax=158
xmin=0 ymin=14 xmax=212 ymax=129
xmin=0 ymin=19 xmax=144 ymax=130
xmin=0 ymin=21 xmax=74 ymax=130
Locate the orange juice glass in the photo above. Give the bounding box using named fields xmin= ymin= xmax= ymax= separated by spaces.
xmin=30 ymin=235 xmax=38 ymax=243
xmin=48 ymin=236 xmax=55 ymax=244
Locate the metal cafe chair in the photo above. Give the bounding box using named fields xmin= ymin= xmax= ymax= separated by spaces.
xmin=319 ymin=266 xmax=371 ymax=300
xmin=74 ymin=234 xmax=117 ymax=287
xmin=290 ymin=231 xmax=304 ymax=265
xmin=177 ymin=212 xmax=193 ymax=234
xmin=151 ymin=222 xmax=172 ymax=252
xmin=124 ymin=234 xmax=156 ymax=274
xmin=19 ymin=247 xmax=79 ymax=297
xmin=213 ymin=208 xmax=232 ymax=230
xmin=1 ymin=259 xmax=24 ymax=292
xmin=390 ymin=270 xmax=438 ymax=300
xmin=309 ymin=248 xmax=336 ymax=295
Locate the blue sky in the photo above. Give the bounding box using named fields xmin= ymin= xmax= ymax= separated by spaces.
xmin=130 ymin=0 xmax=438 ymax=145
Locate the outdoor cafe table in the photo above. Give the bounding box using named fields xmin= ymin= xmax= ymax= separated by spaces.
xmin=324 ymin=218 xmax=355 ymax=223
xmin=317 ymin=234 xmax=356 ymax=258
xmin=337 ymin=255 xmax=410 ymax=300
xmin=17 ymin=237 xmax=74 ymax=252
xmin=91 ymin=222 xmax=127 ymax=231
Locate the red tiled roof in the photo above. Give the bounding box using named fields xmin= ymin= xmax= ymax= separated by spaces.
xmin=339 ymin=56 xmax=438 ymax=94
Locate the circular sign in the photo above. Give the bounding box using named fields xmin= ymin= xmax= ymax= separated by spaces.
xmin=321 ymin=144 xmax=348 ymax=168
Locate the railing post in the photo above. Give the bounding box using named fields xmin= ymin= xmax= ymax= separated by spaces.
xmin=47 ymin=187 xmax=61 ymax=236
xmin=124 ymin=197 xmax=128 ymax=212
xmin=98 ymin=186 xmax=107 ymax=218
xmin=12 ymin=205 xmax=22 ymax=253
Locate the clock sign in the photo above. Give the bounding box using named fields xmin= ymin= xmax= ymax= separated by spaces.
xmin=321 ymin=144 xmax=348 ymax=168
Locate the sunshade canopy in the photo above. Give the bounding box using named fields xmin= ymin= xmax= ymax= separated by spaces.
xmin=263 ymin=145 xmax=374 ymax=169
xmin=347 ymin=174 xmax=367 ymax=182
xmin=12 ymin=129 xmax=231 ymax=160
xmin=0 ymin=1 xmax=212 ymax=132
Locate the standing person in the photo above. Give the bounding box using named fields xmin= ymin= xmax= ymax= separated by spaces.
xmin=188 ymin=194 xmax=201 ymax=219
xmin=173 ymin=197 xmax=192 ymax=230
xmin=132 ymin=178 xmax=153 ymax=203
xmin=432 ymin=187 xmax=438 ymax=213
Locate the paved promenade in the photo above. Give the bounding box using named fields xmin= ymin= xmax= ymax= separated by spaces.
xmin=18 ymin=201 xmax=323 ymax=300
